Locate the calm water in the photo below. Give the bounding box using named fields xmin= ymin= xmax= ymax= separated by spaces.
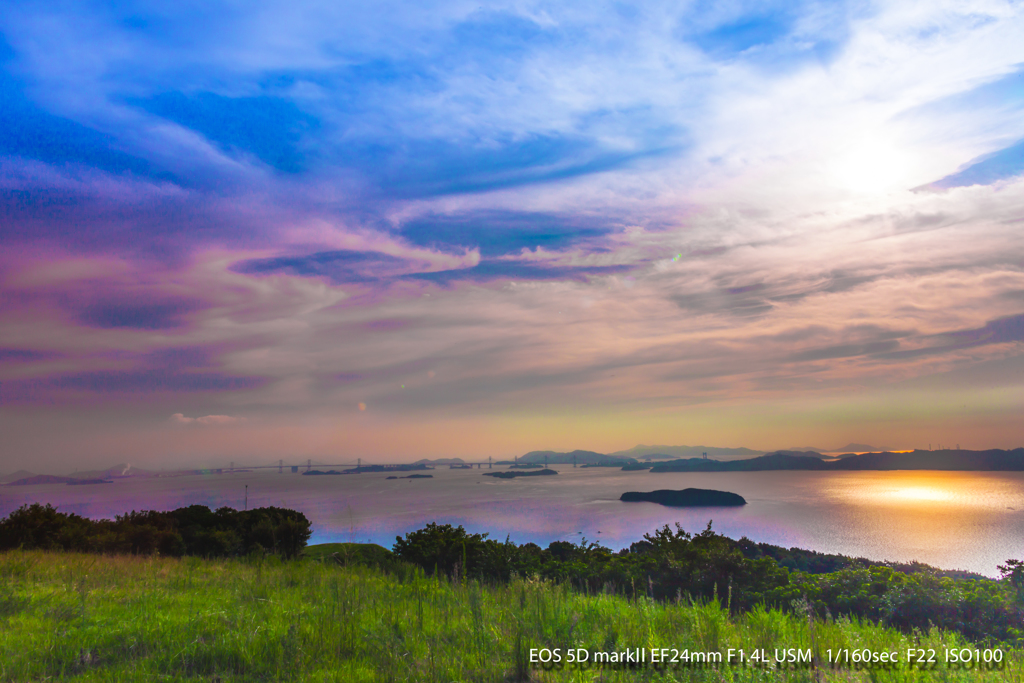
xmin=3 ymin=467 xmax=1023 ymax=577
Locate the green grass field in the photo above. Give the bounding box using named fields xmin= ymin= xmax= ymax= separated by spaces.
xmin=0 ymin=547 xmax=1019 ymax=682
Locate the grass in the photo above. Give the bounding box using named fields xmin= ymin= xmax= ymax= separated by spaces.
xmin=0 ymin=548 xmax=1020 ymax=682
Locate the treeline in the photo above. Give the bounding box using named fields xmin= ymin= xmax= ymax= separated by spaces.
xmin=0 ymin=503 xmax=311 ymax=558
xmin=391 ymin=522 xmax=1023 ymax=644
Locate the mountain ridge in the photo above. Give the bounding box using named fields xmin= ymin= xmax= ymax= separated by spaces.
xmin=649 ymin=448 xmax=1024 ymax=472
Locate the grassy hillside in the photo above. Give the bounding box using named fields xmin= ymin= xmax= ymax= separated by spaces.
xmin=0 ymin=549 xmax=1018 ymax=682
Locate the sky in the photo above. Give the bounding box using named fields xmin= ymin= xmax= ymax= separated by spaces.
xmin=1 ymin=0 xmax=1023 ymax=472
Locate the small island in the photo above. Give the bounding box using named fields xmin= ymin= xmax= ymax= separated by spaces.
xmin=620 ymin=488 xmax=746 ymax=507
xmin=483 ymin=469 xmax=558 ymax=479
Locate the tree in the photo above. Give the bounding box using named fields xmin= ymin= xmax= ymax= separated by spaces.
xmin=999 ymin=559 xmax=1024 ymax=603
xmin=393 ymin=523 xmax=488 ymax=577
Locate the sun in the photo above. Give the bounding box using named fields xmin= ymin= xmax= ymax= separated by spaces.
xmin=831 ymin=136 xmax=912 ymax=194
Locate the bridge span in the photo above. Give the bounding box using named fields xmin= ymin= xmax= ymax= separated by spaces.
xmin=212 ymin=458 xmax=497 ymax=474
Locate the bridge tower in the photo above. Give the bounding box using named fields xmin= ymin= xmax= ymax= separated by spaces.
xmin=279 ymin=459 xmax=283 ymax=473
xmin=306 ymin=458 xmax=311 ymax=472
xmin=488 ymin=456 xmax=492 ymax=469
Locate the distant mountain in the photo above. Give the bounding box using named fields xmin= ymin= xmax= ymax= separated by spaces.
xmin=0 ymin=470 xmax=35 ymax=483
xmin=651 ymin=452 xmax=828 ymax=472
xmin=786 ymin=443 xmax=884 ymax=454
xmin=519 ymin=450 xmax=620 ymax=465
xmin=69 ymin=464 xmax=157 ymax=479
xmin=413 ymin=458 xmax=465 ymax=465
xmin=650 ymin=448 xmax=1024 ymax=472
xmin=611 ymin=444 xmax=766 ymax=460
xmin=786 ymin=447 xmax=827 ymax=454
xmin=831 ymin=443 xmax=883 ymax=453
xmin=825 ymin=449 xmax=1024 ymax=470
xmin=7 ymin=474 xmax=77 ymax=486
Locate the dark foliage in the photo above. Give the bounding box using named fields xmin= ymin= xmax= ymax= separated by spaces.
xmin=0 ymin=503 xmax=311 ymax=559
xmin=392 ymin=521 xmax=1024 ymax=644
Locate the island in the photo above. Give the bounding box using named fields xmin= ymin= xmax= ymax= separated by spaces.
xmin=620 ymin=488 xmax=746 ymax=507
xmin=483 ymin=469 xmax=558 ymax=479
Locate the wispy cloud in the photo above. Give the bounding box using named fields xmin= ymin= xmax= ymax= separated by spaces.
xmin=2 ymin=0 xmax=1024 ymax=467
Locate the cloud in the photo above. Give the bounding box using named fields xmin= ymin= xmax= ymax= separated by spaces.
xmin=3 ymin=0 xmax=1024 ymax=466
xmin=76 ymin=298 xmax=202 ymax=330
xmin=170 ymin=413 xmax=246 ymax=425
xmin=406 ymin=260 xmax=634 ymax=284
xmin=366 ymin=134 xmax=677 ymax=198
xmin=0 ymin=57 xmax=172 ymax=183
xmin=0 ymin=348 xmax=60 ymax=362
xmin=397 ymin=209 xmax=625 ymax=257
xmin=877 ymin=313 xmax=1024 ymax=360
xmin=0 ymin=339 xmax=267 ymax=404
xmin=34 ymin=369 xmax=263 ymax=394
xmin=232 ymin=249 xmax=412 ymax=284
xmin=921 ymin=138 xmax=1024 ymax=190
xmin=128 ymin=91 xmax=320 ymax=174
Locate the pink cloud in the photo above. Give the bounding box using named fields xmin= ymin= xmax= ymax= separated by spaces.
xmin=170 ymin=413 xmax=245 ymax=425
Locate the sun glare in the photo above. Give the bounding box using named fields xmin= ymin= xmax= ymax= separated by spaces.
xmin=827 ymin=473 xmax=971 ymax=508
xmin=888 ymin=486 xmax=954 ymax=503
xmin=831 ymin=137 xmax=911 ymax=194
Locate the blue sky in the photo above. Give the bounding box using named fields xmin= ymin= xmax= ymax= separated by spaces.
xmin=1 ymin=0 xmax=1024 ymax=469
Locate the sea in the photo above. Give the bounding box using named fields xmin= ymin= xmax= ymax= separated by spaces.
xmin=3 ymin=466 xmax=1023 ymax=577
